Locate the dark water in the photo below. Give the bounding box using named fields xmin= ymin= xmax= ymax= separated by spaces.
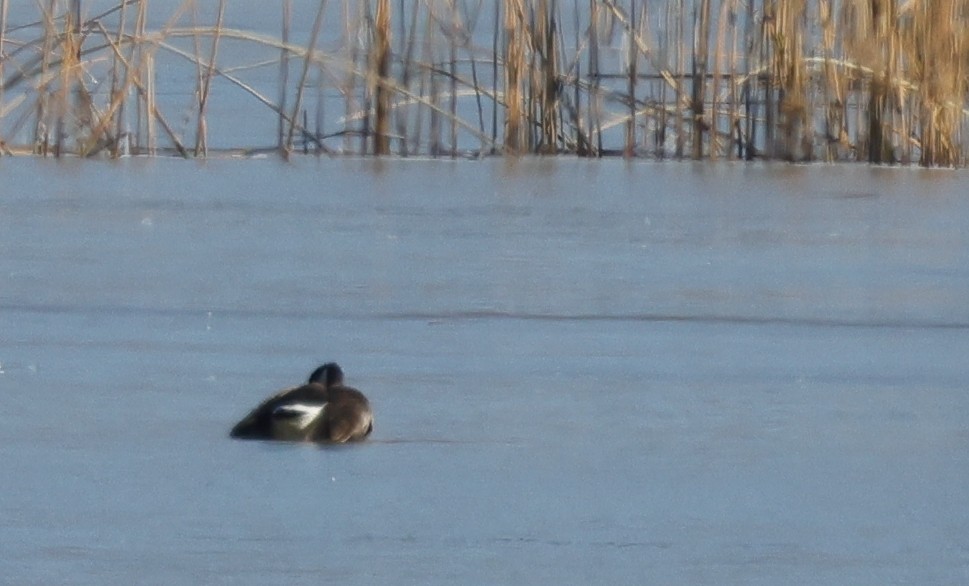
xmin=1 ymin=159 xmax=968 ymax=584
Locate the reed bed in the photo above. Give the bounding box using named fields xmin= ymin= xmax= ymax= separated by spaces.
xmin=1 ymin=0 xmax=968 ymax=165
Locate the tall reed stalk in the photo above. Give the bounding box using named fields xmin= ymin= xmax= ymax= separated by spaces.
xmin=371 ymin=0 xmax=391 ymax=154
xmin=0 ymin=0 xmax=8 ymax=154
xmin=503 ymin=0 xmax=527 ymax=154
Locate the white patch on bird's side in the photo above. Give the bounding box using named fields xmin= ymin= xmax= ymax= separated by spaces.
xmin=273 ymin=403 xmax=326 ymax=430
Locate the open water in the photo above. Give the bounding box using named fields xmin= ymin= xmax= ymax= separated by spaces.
xmin=1 ymin=158 xmax=968 ymax=584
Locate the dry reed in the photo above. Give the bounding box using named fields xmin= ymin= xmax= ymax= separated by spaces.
xmin=1 ymin=0 xmax=968 ymax=166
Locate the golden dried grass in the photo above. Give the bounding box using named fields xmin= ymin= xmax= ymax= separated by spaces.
xmin=0 ymin=0 xmax=967 ymax=165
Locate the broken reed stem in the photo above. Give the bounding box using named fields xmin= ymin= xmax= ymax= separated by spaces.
xmin=194 ymin=0 xmax=226 ymax=156
xmin=278 ymin=0 xmax=290 ymax=153
xmin=83 ymin=21 xmax=131 ymax=156
xmin=286 ymin=0 xmax=326 ymax=153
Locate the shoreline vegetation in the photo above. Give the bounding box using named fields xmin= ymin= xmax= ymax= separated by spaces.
xmin=0 ymin=1 xmax=967 ymax=166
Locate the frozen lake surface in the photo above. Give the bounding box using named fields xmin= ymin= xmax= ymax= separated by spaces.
xmin=1 ymin=158 xmax=968 ymax=584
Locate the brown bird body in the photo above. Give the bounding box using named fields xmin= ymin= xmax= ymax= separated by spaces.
xmin=230 ymin=363 xmax=373 ymax=443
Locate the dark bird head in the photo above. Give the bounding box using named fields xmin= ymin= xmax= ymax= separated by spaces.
xmin=308 ymin=362 xmax=344 ymax=388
